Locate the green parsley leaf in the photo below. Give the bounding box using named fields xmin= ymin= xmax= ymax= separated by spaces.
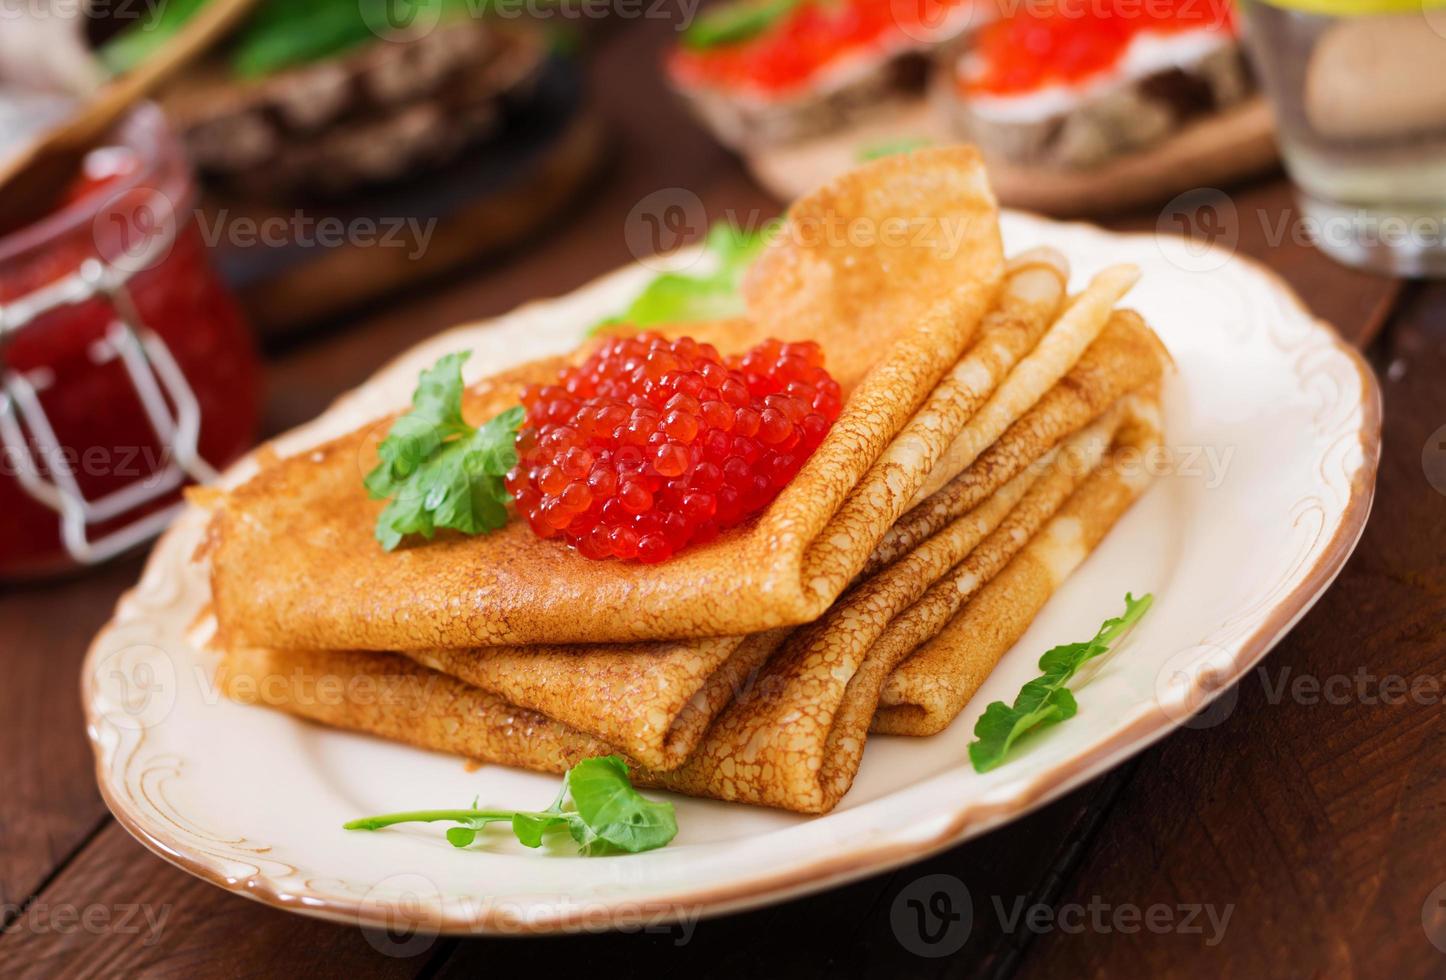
xmin=364 ymin=351 xmax=523 ymax=551
xmin=343 ymin=755 xmax=678 ymax=855
xmin=968 ymin=593 xmax=1154 ymax=773
xmin=591 ymin=221 xmax=770 ymax=335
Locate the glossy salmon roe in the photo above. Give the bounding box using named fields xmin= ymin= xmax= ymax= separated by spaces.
xmin=507 ymin=333 xmax=842 ymax=562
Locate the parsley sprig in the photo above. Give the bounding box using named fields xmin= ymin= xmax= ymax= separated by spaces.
xmin=363 ymin=351 xmax=523 ymax=551
xmin=969 ymin=593 xmax=1154 ymax=773
xmin=345 ymin=755 xmax=678 ymax=855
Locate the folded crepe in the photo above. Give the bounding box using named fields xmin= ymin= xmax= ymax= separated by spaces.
xmin=210 ymin=293 xmax=1161 ymax=773
xmin=215 ymin=309 xmax=1167 ymax=811
xmin=217 ymin=389 xmax=1159 ymax=813
xmin=206 ymin=147 xmax=1141 ymax=652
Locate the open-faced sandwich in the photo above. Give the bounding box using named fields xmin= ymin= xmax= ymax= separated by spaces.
xmin=668 ymin=0 xmax=986 ymax=148
xmin=94 ymin=1 xmax=599 ymax=335
xmin=677 ymin=0 xmax=1276 ymax=213
xmin=941 ymin=0 xmax=1251 ymax=170
xmin=200 ymin=149 xmax=1171 ymax=849
xmin=102 ymin=1 xmax=558 ymax=201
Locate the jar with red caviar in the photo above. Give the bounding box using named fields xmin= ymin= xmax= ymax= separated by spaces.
xmin=0 ymin=97 xmax=258 ymax=579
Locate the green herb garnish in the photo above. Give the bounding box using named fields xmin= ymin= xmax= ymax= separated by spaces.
xmin=857 ymin=137 xmax=934 ymax=161
xmin=593 ymin=222 xmax=768 ymax=335
xmin=968 ymin=593 xmax=1154 ymax=773
xmin=101 ymin=0 xmax=474 ymax=79
xmin=682 ymin=0 xmax=804 ymax=50
xmin=363 ymin=351 xmax=522 ymax=551
xmin=345 ymin=755 xmax=678 ymax=855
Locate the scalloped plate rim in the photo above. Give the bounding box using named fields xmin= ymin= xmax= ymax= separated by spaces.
xmin=80 ymin=212 xmax=1382 ymax=935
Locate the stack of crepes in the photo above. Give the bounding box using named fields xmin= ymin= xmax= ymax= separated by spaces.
xmin=205 ymin=148 xmax=1169 ymax=814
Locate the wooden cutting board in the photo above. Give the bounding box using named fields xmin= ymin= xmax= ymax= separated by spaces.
xmin=747 ymin=96 xmax=1278 ymax=214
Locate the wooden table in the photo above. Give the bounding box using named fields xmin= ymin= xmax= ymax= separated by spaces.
xmin=2 ymin=20 xmax=1442 ymax=979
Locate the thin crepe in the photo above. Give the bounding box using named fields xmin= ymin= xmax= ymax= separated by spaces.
xmin=647 ymin=390 xmax=1162 ymax=812
xmin=213 ymin=295 xmax=1158 ymax=775
xmin=209 ymin=148 xmax=1007 ymax=651
xmin=216 ymin=315 xmax=1166 ymax=811
xmin=217 ymin=392 xmax=1159 ymax=813
xmin=296 ymin=250 xmax=1079 ymax=771
xmin=874 ymin=393 xmax=1165 ymax=735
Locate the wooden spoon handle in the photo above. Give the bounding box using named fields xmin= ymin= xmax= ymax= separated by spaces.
xmin=56 ymin=0 xmax=259 ymax=154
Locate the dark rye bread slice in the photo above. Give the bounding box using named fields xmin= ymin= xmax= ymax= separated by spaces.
xmin=674 ymin=48 xmax=933 ymax=150
xmin=939 ymin=41 xmax=1254 ymax=170
xmin=162 ymin=20 xmax=548 ymax=200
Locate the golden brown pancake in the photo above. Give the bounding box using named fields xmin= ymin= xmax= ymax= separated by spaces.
xmin=874 ymin=393 xmax=1164 ymax=735
xmin=214 ymin=322 xmax=1166 ymax=812
xmin=207 ymin=302 xmax=1161 ymax=773
xmin=216 ymin=391 xmax=1160 ymax=813
xmin=207 ymin=151 xmax=1138 ymax=654
xmin=397 ymin=632 xmax=783 ymax=771
xmin=648 ymin=393 xmax=1161 ymax=811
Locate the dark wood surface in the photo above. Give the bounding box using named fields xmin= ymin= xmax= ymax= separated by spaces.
xmin=2 ymin=19 xmax=1443 ymax=980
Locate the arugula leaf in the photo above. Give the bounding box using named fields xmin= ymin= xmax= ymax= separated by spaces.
xmin=593 ymin=222 xmax=768 ymax=335
xmin=563 ymin=755 xmax=678 ymax=854
xmin=363 ymin=351 xmax=522 ymax=551
xmin=682 ymin=0 xmax=804 ymax=50
xmin=344 ymin=755 xmax=678 ymax=855
xmin=968 ymin=593 xmax=1154 ymax=773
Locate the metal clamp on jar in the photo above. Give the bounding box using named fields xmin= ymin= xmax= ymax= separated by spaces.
xmin=0 ymin=97 xmax=258 ymax=578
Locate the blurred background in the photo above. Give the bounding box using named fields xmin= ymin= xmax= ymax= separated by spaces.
xmin=0 ymin=0 xmax=1441 ymax=581
xmin=2 ymin=3 xmax=1445 ymax=976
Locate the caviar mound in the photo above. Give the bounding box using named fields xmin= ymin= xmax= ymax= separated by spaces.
xmin=507 ymin=332 xmax=844 ymax=562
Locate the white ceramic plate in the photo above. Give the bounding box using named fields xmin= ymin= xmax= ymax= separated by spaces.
xmin=83 ymin=212 xmax=1380 ymax=936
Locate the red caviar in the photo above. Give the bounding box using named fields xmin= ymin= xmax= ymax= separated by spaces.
xmin=507 ymin=333 xmax=843 ymax=563
xmin=963 ymin=0 xmax=1237 ymax=97
xmin=669 ymin=0 xmax=973 ymax=96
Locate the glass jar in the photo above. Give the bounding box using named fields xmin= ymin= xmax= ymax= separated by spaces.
xmin=0 ymin=98 xmax=259 ymax=579
xmin=1238 ymin=0 xmax=1446 ymax=276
